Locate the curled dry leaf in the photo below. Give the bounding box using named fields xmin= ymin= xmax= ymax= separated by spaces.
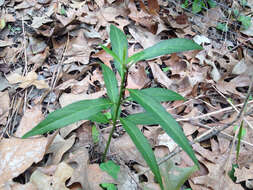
xmin=0 ymin=105 xmax=48 ymax=187
xmin=6 ymin=71 xmax=49 ymax=89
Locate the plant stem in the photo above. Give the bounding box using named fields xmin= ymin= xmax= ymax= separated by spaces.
xmin=102 ymin=66 xmax=127 ymax=162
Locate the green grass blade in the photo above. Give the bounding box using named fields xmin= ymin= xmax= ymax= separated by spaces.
xmin=101 ymin=63 xmax=119 ymax=104
xmin=110 ymin=24 xmax=128 ymax=76
xmin=120 ymin=117 xmax=164 ymax=190
xmin=127 ymin=112 xmax=159 ymax=125
xmin=22 ymin=98 xmax=113 ymax=138
xmin=141 ymin=88 xmax=185 ymax=101
xmin=128 ymin=38 xmax=203 ymax=64
xmin=129 ymin=89 xmax=199 ymax=167
xmin=236 ymin=121 xmax=244 ymax=162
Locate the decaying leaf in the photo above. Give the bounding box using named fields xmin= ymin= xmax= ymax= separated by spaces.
xmin=30 ymin=162 xmax=74 ymax=190
xmin=6 ymin=71 xmax=49 ymax=89
xmin=0 ymin=106 xmax=48 ymax=187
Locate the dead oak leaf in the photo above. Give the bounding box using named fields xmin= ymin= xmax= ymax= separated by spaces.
xmin=191 ymin=161 xmax=244 ymax=190
xmin=64 ymin=30 xmax=92 ymax=65
xmin=6 ymin=71 xmax=49 ymax=89
xmin=0 ymin=105 xmax=48 ymax=187
xmin=234 ymin=165 xmax=253 ymax=183
xmin=67 ymin=149 xmax=115 ymax=190
xmin=30 ymin=162 xmax=73 ymax=190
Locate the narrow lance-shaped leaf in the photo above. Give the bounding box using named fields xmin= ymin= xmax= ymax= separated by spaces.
xmin=89 ymin=112 xmax=109 ymax=124
xmin=22 ymin=98 xmax=113 ymax=138
xmin=127 ymin=112 xmax=159 ymax=125
xmin=101 ymin=63 xmax=119 ymax=104
xmin=127 ymin=88 xmax=185 ymax=102
xmin=129 ymin=89 xmax=199 ymax=167
xmin=120 ymin=117 xmax=164 ymax=190
xmin=128 ymin=38 xmax=203 ymax=64
xmin=110 ymin=24 xmax=128 ymax=76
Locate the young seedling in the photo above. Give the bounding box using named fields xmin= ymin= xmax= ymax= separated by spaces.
xmin=22 ymin=25 xmax=203 ymax=189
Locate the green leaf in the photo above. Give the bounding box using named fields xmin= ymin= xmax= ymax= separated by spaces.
xmin=192 ymin=0 xmax=202 ymax=13
xmin=142 ymin=88 xmax=185 ymax=102
xmin=160 ymin=160 xmax=198 ymax=190
xmin=22 ymin=98 xmax=113 ymax=138
xmin=100 ymin=160 xmax=120 ymax=180
xmin=92 ymin=125 xmax=100 ymax=144
xmin=129 ymin=89 xmax=199 ymax=167
xmin=100 ymin=183 xmax=117 ymax=190
xmin=216 ymin=23 xmax=228 ymax=32
xmin=228 ymin=164 xmax=238 ymax=182
xmin=207 ymin=0 xmax=216 ymax=8
xmin=162 ymin=67 xmax=170 ymax=72
xmin=110 ymin=24 xmax=128 ymax=77
xmin=89 ymin=112 xmax=109 ymax=124
xmin=101 ymin=63 xmax=119 ymax=103
xmin=0 ymin=18 xmax=6 ymax=30
xmin=127 ymin=112 xmax=159 ymax=125
xmin=120 ymin=117 xmax=164 ymax=190
xmin=181 ymin=0 xmax=189 ymax=8
xmin=128 ymin=38 xmax=203 ymax=64
xmin=235 ymin=121 xmax=245 ymax=161
xmin=238 ymin=15 xmax=251 ymax=30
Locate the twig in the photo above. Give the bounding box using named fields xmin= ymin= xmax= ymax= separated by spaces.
xmin=176 ymin=100 xmax=253 ymax=122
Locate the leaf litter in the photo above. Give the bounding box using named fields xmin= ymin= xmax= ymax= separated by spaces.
xmin=0 ymin=0 xmax=253 ymax=189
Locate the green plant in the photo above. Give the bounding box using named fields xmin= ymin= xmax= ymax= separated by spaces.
xmin=182 ymin=0 xmax=216 ymax=14
xmin=22 ymin=25 xmax=203 ymax=189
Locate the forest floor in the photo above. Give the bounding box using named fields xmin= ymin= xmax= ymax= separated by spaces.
xmin=0 ymin=0 xmax=253 ymax=189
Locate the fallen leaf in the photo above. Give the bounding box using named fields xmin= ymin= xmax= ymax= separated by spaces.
xmin=0 ymin=106 xmax=48 ymax=187
xmin=47 ymin=134 xmax=76 ymax=164
xmin=0 ymin=91 xmax=9 ymax=125
xmin=64 ymin=30 xmax=93 ymax=65
xmin=6 ymin=71 xmax=49 ymax=89
xmin=234 ymin=164 xmax=253 ymax=183
xmin=30 ymin=162 xmax=74 ymax=190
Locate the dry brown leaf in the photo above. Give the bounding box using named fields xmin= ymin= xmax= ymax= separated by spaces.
xmin=4 ymin=182 xmax=37 ymax=190
xmin=6 ymin=71 xmax=49 ymax=89
xmin=128 ymin=25 xmax=160 ymax=49
xmin=47 ymin=134 xmax=76 ymax=164
xmin=112 ymin=133 xmax=145 ymax=165
xmin=30 ymin=162 xmax=73 ymax=190
xmin=0 ymin=106 xmax=47 ymax=187
xmin=126 ymin=63 xmax=150 ymax=89
xmin=191 ymin=161 xmax=244 ymax=190
xmin=0 ymin=40 xmax=13 ymax=47
xmin=0 ymin=91 xmax=9 ymax=125
xmin=149 ymin=62 xmax=173 ymax=88
xmin=234 ymin=164 xmax=253 ymax=183
xmin=64 ymin=30 xmax=92 ymax=65
xmin=67 ymin=149 xmax=115 ymax=189
xmin=128 ymin=0 xmax=157 ymax=32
